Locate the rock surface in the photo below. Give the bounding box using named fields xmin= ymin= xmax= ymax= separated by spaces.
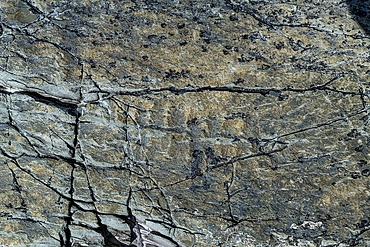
xmin=1 ymin=0 xmax=370 ymax=246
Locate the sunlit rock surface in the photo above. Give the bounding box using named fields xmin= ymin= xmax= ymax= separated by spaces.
xmin=1 ymin=0 xmax=370 ymax=246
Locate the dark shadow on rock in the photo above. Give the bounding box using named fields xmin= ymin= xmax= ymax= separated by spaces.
xmin=347 ymin=0 xmax=370 ymax=34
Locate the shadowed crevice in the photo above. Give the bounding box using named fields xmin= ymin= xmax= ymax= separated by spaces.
xmin=347 ymin=0 xmax=370 ymax=35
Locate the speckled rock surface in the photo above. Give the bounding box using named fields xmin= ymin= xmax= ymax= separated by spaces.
xmin=1 ymin=0 xmax=370 ymax=246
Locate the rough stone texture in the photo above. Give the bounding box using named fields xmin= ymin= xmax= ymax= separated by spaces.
xmin=1 ymin=0 xmax=370 ymax=246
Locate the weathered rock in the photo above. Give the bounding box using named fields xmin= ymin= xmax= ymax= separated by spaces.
xmin=0 ymin=0 xmax=370 ymax=246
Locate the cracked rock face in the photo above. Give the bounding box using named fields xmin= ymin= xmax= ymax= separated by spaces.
xmin=1 ymin=0 xmax=370 ymax=246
